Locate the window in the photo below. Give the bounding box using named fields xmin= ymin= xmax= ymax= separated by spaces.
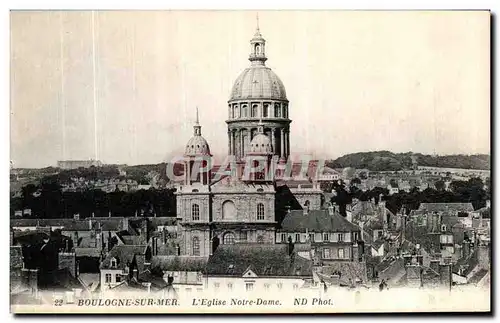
xmin=185 ymin=288 xmax=192 ymax=293
xmin=295 ymin=233 xmax=301 ymax=243
xmin=252 ymin=104 xmax=258 ymax=117
xmin=214 ymin=283 xmax=220 ymax=290
xmin=323 ymin=248 xmax=330 ymax=259
xmin=441 ymin=224 xmax=447 ymax=232
xmin=338 ymin=233 xmax=344 ymax=242
xmin=241 ymin=105 xmax=248 ymax=117
xmin=245 ymin=282 xmax=254 ymax=292
xmin=239 ymin=231 xmax=248 ymax=242
xmin=277 ymin=282 xmax=283 ymax=290
xmin=110 ymin=258 xmax=117 ymax=268
xmin=274 ymin=104 xmax=281 ymax=117
xmin=227 ymin=283 xmax=233 ymax=291
xmin=223 ymin=233 xmax=235 ymax=245
xmin=293 ymin=284 xmax=298 ymax=291
xmin=323 ymin=233 xmax=329 ymax=241
xmin=192 ymin=237 xmax=200 ymax=256
xmin=116 ymin=275 xmax=121 ymax=283
xmin=192 ymin=204 xmax=200 ymax=221
xmin=338 ymin=248 xmax=345 ymax=259
xmin=353 ymin=232 xmax=359 ymax=241
xmin=263 ymin=104 xmax=269 ymax=117
xmin=309 ymin=233 xmax=315 ymax=242
xmin=257 ymin=235 xmax=264 ymax=243
xmin=233 ymin=106 xmax=239 ymax=118
xmin=280 ymin=233 xmax=287 ymax=243
xmin=264 ymin=283 xmax=270 ymax=291
xmin=283 ymin=105 xmax=288 ymax=118
xmin=257 ymin=203 xmax=265 ymax=220
xmin=105 ymin=273 xmax=112 ymax=283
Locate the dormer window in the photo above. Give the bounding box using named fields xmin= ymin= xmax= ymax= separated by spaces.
xmin=110 ymin=257 xmax=117 ymax=269
xmin=441 ymin=224 xmax=447 ymax=232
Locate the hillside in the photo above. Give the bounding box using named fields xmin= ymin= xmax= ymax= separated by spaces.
xmin=327 ymin=151 xmax=490 ymax=171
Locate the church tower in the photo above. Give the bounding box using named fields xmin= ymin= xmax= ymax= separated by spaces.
xmin=176 ymin=108 xmax=212 ymax=257
xmin=226 ymin=17 xmax=291 ymax=161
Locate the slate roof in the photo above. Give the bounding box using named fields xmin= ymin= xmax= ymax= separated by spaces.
xmin=418 ymin=203 xmax=474 ymax=213
xmin=100 ymin=245 xmax=147 ymax=270
xmin=319 ymin=262 xmax=368 ymax=283
xmin=150 ymin=256 xmax=208 ymax=272
xmin=281 ymin=209 xmax=360 ymax=233
xmin=11 ymin=218 xmax=124 ymax=231
xmin=75 ymin=248 xmax=101 ymax=258
xmin=206 ymin=244 xmax=312 ymax=277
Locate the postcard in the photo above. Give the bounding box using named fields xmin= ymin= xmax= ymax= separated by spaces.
xmin=10 ymin=10 xmax=491 ymax=314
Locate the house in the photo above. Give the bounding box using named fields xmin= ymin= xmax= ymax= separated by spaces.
xmin=205 ymin=244 xmax=313 ymax=294
xmin=278 ymin=207 xmax=363 ymax=263
xmin=99 ymin=244 xmax=149 ymax=292
xmin=150 ymin=255 xmax=207 ymax=295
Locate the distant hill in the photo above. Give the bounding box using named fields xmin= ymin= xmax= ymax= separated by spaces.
xmin=326 ymin=151 xmax=490 ymax=171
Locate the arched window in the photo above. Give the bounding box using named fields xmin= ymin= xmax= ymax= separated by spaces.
xmin=263 ymin=104 xmax=269 ymax=117
xmin=241 ymin=105 xmax=248 ymax=118
xmin=192 ymin=204 xmax=200 ymax=221
xmin=254 ymin=44 xmax=261 ymax=55
xmin=233 ymin=105 xmax=239 ymax=118
xmin=257 ymin=235 xmax=264 ymax=243
xmin=274 ymin=104 xmax=281 ymax=117
xmin=283 ymin=105 xmax=288 ymax=118
xmin=192 ymin=237 xmax=200 ymax=256
xmin=257 ymin=203 xmax=265 ymax=220
xmin=223 ymin=232 xmax=235 ymax=245
xmin=251 ymin=104 xmax=258 ymax=117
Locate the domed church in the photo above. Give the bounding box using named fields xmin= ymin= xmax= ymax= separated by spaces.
xmin=174 ymin=21 xmax=321 ymax=258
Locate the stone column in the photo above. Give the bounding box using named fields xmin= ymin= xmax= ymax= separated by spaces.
xmin=280 ymin=128 xmax=285 ymax=158
xmin=228 ymin=130 xmax=232 ymax=155
xmin=271 ymin=128 xmax=276 ymax=154
xmin=240 ymin=129 xmax=244 ymax=159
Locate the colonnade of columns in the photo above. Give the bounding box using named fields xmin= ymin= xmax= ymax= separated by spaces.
xmin=227 ymin=127 xmax=290 ymax=159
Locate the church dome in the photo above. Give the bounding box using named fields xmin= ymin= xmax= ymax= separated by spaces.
xmin=230 ymin=67 xmax=287 ymax=101
xmin=184 ymin=108 xmax=211 ymax=156
xmin=185 ymin=135 xmax=211 ymax=156
xmin=229 ymin=24 xmax=287 ymax=102
xmin=249 ymin=133 xmax=273 ymax=154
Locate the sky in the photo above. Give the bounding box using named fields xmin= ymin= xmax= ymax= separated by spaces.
xmin=10 ymin=10 xmax=490 ymax=168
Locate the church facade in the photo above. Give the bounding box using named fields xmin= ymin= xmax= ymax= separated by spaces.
xmin=175 ymin=23 xmax=321 ymax=258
